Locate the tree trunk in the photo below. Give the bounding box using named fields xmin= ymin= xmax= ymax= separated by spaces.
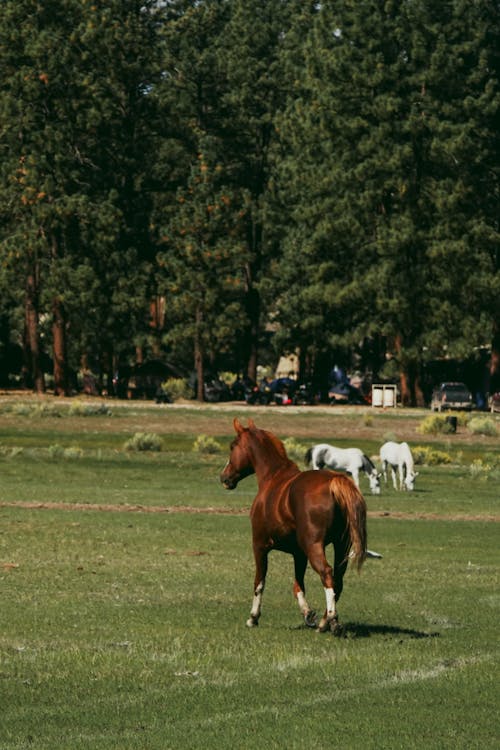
xmin=194 ymin=306 xmax=204 ymax=401
xmin=245 ymin=285 xmax=260 ymax=383
xmin=23 ymin=270 xmax=45 ymax=393
xmin=52 ymin=297 xmax=70 ymax=396
xmin=395 ymin=334 xmax=425 ymax=407
xmin=490 ymin=323 xmax=500 ymax=393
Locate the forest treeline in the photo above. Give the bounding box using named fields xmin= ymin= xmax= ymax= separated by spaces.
xmin=1 ymin=0 xmax=499 ymax=404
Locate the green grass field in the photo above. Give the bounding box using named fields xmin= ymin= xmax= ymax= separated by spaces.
xmin=0 ymin=401 xmax=498 ymax=749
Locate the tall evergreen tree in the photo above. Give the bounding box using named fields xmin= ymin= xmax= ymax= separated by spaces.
xmin=277 ymin=0 xmax=500 ymax=403
xmin=0 ymin=0 xmax=162 ymax=393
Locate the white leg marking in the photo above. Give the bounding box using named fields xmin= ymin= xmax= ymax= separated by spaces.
xmin=296 ymin=590 xmax=310 ymax=616
xmin=317 ymin=587 xmax=336 ymax=632
xmin=325 ymin=587 xmax=336 ymax=619
xmin=247 ymin=581 xmax=264 ymax=627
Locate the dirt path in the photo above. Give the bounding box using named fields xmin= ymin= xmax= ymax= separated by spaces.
xmin=1 ymin=500 xmax=498 ymax=522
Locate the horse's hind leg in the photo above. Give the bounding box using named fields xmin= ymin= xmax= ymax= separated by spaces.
xmin=247 ymin=545 xmax=268 ymax=627
xmin=306 ymin=543 xmax=337 ymax=633
xmin=293 ymin=550 xmax=316 ymax=628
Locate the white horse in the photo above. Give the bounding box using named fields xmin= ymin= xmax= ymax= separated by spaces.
xmin=305 ymin=444 xmax=381 ymax=495
xmin=379 ymin=441 xmax=418 ymax=491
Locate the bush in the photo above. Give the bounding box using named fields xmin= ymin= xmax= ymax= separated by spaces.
xmin=218 ymin=371 xmax=238 ymax=386
xmin=417 ymin=414 xmax=456 ymax=435
xmin=362 ymin=413 xmax=374 ymax=427
xmin=48 ymin=444 xmax=65 ymax=459
xmin=282 ymin=437 xmax=308 ymax=463
xmin=467 ymin=416 xmax=498 ymax=437
xmin=124 ymin=433 xmax=163 ymax=452
xmin=68 ymin=402 xmax=111 ymax=417
xmin=161 ymin=378 xmax=192 ymax=402
xmin=413 ymin=446 xmax=452 ymax=466
xmin=192 ymin=435 xmax=223 ymax=454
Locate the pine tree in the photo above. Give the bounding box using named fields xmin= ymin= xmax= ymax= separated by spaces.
xmin=0 ymin=0 xmax=162 ymax=393
xmin=277 ymin=0 xmax=500 ymax=403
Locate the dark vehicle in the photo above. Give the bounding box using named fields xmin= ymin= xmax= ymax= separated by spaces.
xmin=490 ymin=392 xmax=500 ymax=413
xmin=204 ymin=377 xmax=231 ymax=403
xmin=293 ymin=382 xmax=317 ymax=406
xmin=431 ymin=382 xmax=473 ymax=412
xmin=244 ymin=378 xmax=273 ymax=405
xmin=328 ymin=382 xmax=368 ymax=405
xmin=271 ymin=377 xmax=297 ymax=405
xmin=327 ymin=365 xmax=368 ymax=405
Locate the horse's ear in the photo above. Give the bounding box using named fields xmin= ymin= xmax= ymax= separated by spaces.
xmin=247 ymin=418 xmax=256 ymax=430
xmin=233 ymin=417 xmax=245 ymax=434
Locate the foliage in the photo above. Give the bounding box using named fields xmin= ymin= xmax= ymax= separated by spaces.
xmin=192 ymin=434 xmax=223 ymax=455
xmin=468 ymin=416 xmax=498 ymax=436
xmin=282 ymin=436 xmax=308 ymax=463
xmin=123 ymin=432 xmax=163 ymax=452
xmin=413 ymin=446 xmax=453 ymax=466
xmin=161 ymin=377 xmax=192 ymax=402
xmin=0 ymin=0 xmax=498 ymax=398
xmin=67 ymin=402 xmax=112 ymax=417
xmin=417 ymin=414 xmax=458 ymax=435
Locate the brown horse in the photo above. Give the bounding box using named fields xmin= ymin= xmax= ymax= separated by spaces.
xmin=220 ymin=418 xmax=367 ymax=632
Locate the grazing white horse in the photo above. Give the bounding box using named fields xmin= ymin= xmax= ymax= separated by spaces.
xmin=305 ymin=444 xmax=381 ymax=495
xmin=379 ymin=441 xmax=418 ymax=491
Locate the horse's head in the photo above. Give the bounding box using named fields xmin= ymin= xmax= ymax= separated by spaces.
xmin=368 ymin=470 xmax=382 ymax=495
xmin=404 ymin=470 xmax=418 ymax=491
xmin=220 ymin=417 xmax=257 ymax=490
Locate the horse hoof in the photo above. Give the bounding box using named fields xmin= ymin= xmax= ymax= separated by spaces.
xmin=246 ymin=617 xmax=258 ymax=628
xmin=304 ymin=610 xmax=318 ymax=629
xmin=316 ymin=619 xmax=329 ymax=633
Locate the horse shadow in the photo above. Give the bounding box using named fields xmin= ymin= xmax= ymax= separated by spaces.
xmin=341 ymin=622 xmax=440 ymax=640
xmin=291 ymin=621 xmax=439 ymax=640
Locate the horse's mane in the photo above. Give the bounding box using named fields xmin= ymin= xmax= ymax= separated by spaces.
xmin=361 ymin=454 xmax=376 ymax=473
xmin=253 ymin=427 xmax=298 ymax=468
xmin=260 ymin=429 xmax=289 ymax=459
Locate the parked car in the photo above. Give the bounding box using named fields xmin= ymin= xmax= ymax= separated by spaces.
xmin=490 ymin=392 xmax=500 ymax=413
xmin=430 ymin=382 xmax=473 ymax=411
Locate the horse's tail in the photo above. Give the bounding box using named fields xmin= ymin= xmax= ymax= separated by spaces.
xmin=304 ymin=447 xmax=313 ymax=466
xmin=330 ymin=475 xmax=367 ymax=571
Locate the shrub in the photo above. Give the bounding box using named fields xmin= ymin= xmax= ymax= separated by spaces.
xmin=218 ymin=371 xmax=238 ymax=386
xmin=48 ymin=444 xmax=85 ymax=459
xmin=467 ymin=416 xmax=498 ymax=437
xmin=124 ymin=433 xmax=163 ymax=452
xmin=417 ymin=414 xmax=456 ymax=435
xmin=161 ymin=378 xmax=192 ymax=402
xmin=193 ymin=435 xmax=223 ymax=454
xmin=382 ymin=431 xmax=398 ymax=443
xmin=68 ymin=402 xmax=111 ymax=417
xmin=48 ymin=444 xmax=65 ymax=459
xmin=469 ymin=459 xmax=492 ymax=480
xmin=282 ymin=437 xmax=308 ymax=463
xmin=413 ymin=446 xmax=452 ymax=466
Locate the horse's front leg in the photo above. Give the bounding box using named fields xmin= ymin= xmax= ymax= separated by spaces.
xmin=247 ymin=544 xmax=268 ymax=627
xmin=293 ymin=550 xmax=316 ymax=628
xmin=398 ymin=464 xmax=405 ymax=491
xmin=351 ymin=468 xmax=360 ymax=487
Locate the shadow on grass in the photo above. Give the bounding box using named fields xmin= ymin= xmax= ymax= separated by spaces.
xmin=342 ymin=622 xmax=440 ymax=639
xmin=290 ymin=621 xmax=439 ymax=639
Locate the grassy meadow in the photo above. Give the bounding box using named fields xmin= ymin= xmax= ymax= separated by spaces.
xmin=0 ymin=398 xmax=498 ymax=749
